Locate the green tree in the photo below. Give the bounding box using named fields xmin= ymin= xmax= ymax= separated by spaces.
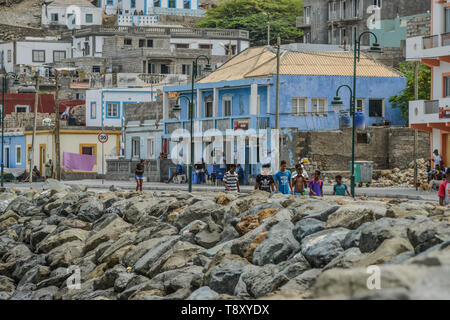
xmin=196 ymin=0 xmax=304 ymax=46
xmin=389 ymin=61 xmax=431 ymax=125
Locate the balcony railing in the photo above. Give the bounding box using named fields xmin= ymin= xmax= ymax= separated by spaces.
xmin=423 ymin=33 xmax=450 ymax=49
xmin=424 ymin=100 xmax=439 ymax=114
xmin=151 ymin=7 xmax=206 ymax=17
xmin=443 ymin=32 xmax=450 ymax=47
xmin=296 ymin=16 xmax=311 ymax=27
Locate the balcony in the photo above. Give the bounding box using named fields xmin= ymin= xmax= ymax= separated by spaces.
xmin=296 ymin=16 xmax=311 ymax=27
xmin=406 ymin=33 xmax=450 ymax=60
xmin=409 ymin=98 xmax=450 ymax=125
xmin=164 ymin=116 xmax=271 ymax=137
xmin=151 ymin=7 xmax=206 ymax=17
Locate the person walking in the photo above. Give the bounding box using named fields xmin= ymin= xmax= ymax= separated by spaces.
xmin=438 ymin=168 xmax=450 ymax=206
xmin=309 ymin=170 xmax=324 ymax=197
xmin=275 ymin=160 xmax=292 ymax=195
xmin=333 ymin=175 xmax=351 ymax=196
xmin=45 ymin=159 xmax=53 ymax=179
xmin=224 ymin=164 xmax=240 ymax=192
xmin=292 ymin=164 xmax=308 ymax=195
xmin=236 ymin=163 xmax=244 ymax=185
xmin=255 ymin=163 xmax=275 ymax=193
xmin=134 ymin=159 xmax=146 ymax=192
xmin=433 ymin=149 xmax=442 ymax=168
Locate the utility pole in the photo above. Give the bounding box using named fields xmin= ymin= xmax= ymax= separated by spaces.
xmin=267 ymin=13 xmax=271 ymax=46
xmin=414 ymin=61 xmax=419 ymax=190
xmin=54 ymin=70 xmax=61 ymax=181
xmin=29 ymin=70 xmax=39 ymax=183
xmin=275 ymin=36 xmax=280 ymax=130
xmin=228 ymin=40 xmax=232 ymax=59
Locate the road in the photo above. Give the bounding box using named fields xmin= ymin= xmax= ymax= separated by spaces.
xmin=4 ymin=179 xmax=439 ymax=202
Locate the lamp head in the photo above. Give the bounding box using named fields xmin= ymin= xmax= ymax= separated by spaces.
xmin=331 ymin=96 xmax=344 ymax=113
xmin=203 ymin=64 xmax=213 ymax=73
xmin=369 ymin=42 xmax=382 ymax=53
xmin=172 ymin=103 xmax=181 ymax=113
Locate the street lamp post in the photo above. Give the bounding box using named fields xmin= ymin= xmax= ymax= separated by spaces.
xmin=186 ymin=55 xmax=212 ymax=193
xmin=333 ymin=30 xmax=382 ymax=197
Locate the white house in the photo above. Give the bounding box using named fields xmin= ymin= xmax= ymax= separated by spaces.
xmin=0 ymin=37 xmax=72 ymax=73
xmin=42 ymin=0 xmax=103 ymax=29
xmin=100 ymin=0 xmax=202 ymax=15
xmin=407 ymin=0 xmax=450 ymax=164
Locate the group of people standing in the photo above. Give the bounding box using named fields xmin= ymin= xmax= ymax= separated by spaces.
xmin=223 ymin=160 xmax=351 ymax=197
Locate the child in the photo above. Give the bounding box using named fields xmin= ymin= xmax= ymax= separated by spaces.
xmin=255 ymin=163 xmax=275 ymax=193
xmin=275 ymin=160 xmax=292 ymax=195
xmin=224 ymin=164 xmax=240 ymax=192
xmin=309 ymin=170 xmax=323 ymax=197
xmin=292 ymin=164 xmax=307 ymax=195
xmin=333 ymin=175 xmax=351 ymax=196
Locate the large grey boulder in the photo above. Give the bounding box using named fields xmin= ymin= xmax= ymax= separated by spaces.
xmin=206 ymin=257 xmax=249 ymax=295
xmin=325 ymin=205 xmax=375 ymax=230
xmin=187 ymin=286 xmax=219 ymax=300
xmin=252 ymin=220 xmax=300 ymax=266
xmin=359 ymin=218 xmax=412 ymax=253
xmin=342 ymin=222 xmax=371 ymax=250
xmin=407 ymin=220 xmax=450 ymax=254
xmin=173 ymin=200 xmax=225 ymax=230
xmin=301 ymin=227 xmax=350 ymax=268
xmin=77 ymin=197 xmax=104 ymax=222
xmin=151 ymin=265 xmax=204 ymax=293
xmin=292 ymin=218 xmax=324 ymax=242
xmin=292 ymin=201 xmax=339 ymax=223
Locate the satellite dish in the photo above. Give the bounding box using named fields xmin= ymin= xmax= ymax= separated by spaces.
xmin=43 ymin=118 xmax=52 ymax=126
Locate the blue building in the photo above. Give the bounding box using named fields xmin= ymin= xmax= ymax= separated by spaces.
xmin=3 ymin=132 xmax=25 ymax=169
xmin=162 ymin=46 xmax=406 ymax=179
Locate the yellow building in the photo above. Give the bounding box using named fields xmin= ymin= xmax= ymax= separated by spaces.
xmin=24 ymin=127 xmax=121 ymax=178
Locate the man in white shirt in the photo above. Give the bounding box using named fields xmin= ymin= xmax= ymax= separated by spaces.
xmin=434 ymin=149 xmax=442 ymax=167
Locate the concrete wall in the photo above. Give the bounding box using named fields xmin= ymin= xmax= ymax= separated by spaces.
xmin=279 ymin=126 xmax=430 ymax=171
xmin=42 ymin=5 xmax=103 ymax=28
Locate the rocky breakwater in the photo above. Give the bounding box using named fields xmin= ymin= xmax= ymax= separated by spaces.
xmin=0 ymin=180 xmax=449 ymax=300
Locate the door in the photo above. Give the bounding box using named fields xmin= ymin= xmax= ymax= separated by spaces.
xmin=5 ymin=147 xmax=10 ymax=168
xmin=147 ymin=137 xmax=155 ymax=159
xmin=39 ymin=145 xmax=46 ymax=175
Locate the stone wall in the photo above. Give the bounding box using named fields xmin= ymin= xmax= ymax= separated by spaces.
xmin=124 ymin=101 xmax=163 ymax=123
xmin=407 ymin=14 xmax=431 ymax=38
xmin=280 ymin=126 xmax=430 ymax=171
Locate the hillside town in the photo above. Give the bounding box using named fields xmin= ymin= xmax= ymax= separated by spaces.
xmin=0 ymin=0 xmax=449 ymax=303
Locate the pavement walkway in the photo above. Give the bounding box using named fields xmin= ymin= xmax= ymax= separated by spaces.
xmin=4 ymin=179 xmax=439 ymax=202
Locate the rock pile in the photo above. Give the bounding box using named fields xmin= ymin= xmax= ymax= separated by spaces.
xmin=372 ymin=159 xmax=428 ymax=187
xmin=0 ymin=182 xmax=449 ymax=300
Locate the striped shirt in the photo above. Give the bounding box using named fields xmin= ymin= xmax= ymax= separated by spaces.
xmin=224 ymin=171 xmax=239 ymax=192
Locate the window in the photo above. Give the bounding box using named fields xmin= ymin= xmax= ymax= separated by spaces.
xmin=147 ymin=138 xmax=155 ymax=159
xmin=357 ymin=133 xmax=369 ymax=144
xmin=224 ymin=45 xmax=237 ymax=56
xmin=131 ymin=0 xmax=136 ymax=8
xmin=356 ymin=98 xmax=365 ymax=112
xmin=175 ymin=43 xmax=189 ymax=49
xmin=199 ymin=44 xmax=212 ymax=50
xmin=205 ymin=98 xmax=213 ymax=118
xmin=107 ymin=0 xmax=113 ymax=5
xmin=148 ymin=63 xmax=156 ymax=74
xmin=32 ymin=50 xmax=45 ymax=63
xmin=90 ymin=102 xmax=96 ymax=119
xmin=182 ymin=64 xmax=191 ymax=75
xmin=292 ymin=97 xmax=307 ymax=115
xmin=373 ymin=0 xmax=381 ymax=8
xmin=16 ymin=146 xmax=22 ymax=166
xmin=305 ymin=32 xmax=311 ymax=44
xmin=7 ymin=50 xmax=11 ymax=63
xmin=92 ymin=65 xmax=101 ymax=73
xmin=223 ymin=96 xmax=232 ymax=116
xmin=51 ymin=13 xmax=58 ymax=21
xmin=147 ymin=39 xmax=153 ymax=47
xmin=161 ymin=64 xmax=170 ymax=74
xmin=15 ymin=105 xmax=29 ymax=113
xmin=184 ymin=0 xmax=191 ymax=9
xmin=131 ymin=137 xmax=140 ymax=158
xmin=124 ymin=38 xmax=132 ymax=45
xmin=80 ymin=144 xmax=97 ymax=165
xmin=446 ymin=8 xmax=450 ymax=33
xmin=311 ymin=98 xmax=327 ymax=115
xmin=154 ymin=0 xmax=160 ymax=7
xmin=169 ymin=0 xmax=176 ymax=8
xmin=107 ymin=102 xmax=119 ymax=118
xmin=85 ymin=13 xmax=93 ymax=23
xmin=369 ymin=99 xmax=384 ymax=117
xmin=304 ymin=6 xmax=311 ymax=24
xmin=53 ymin=50 xmax=66 ymax=62
xmin=139 ymin=39 xmax=145 ymax=47
xmin=444 ymin=76 xmax=450 ymax=97
xmin=353 ymin=0 xmax=360 ymax=17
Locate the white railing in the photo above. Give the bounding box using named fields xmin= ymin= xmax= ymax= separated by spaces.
xmin=151 ymin=7 xmax=206 ymax=17
xmin=117 ymin=14 xmax=159 ymax=26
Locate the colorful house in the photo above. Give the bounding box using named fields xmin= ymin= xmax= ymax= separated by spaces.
xmin=407 ymin=0 xmax=450 ymax=164
xmin=24 ymin=127 xmax=121 ymax=178
xmin=3 ymin=131 xmax=26 ymax=169
xmin=162 ymin=46 xmax=407 ymax=178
